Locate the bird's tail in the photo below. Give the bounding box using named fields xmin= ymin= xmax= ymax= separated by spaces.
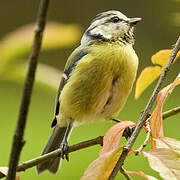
xmin=36 ymin=126 xmax=67 ymax=174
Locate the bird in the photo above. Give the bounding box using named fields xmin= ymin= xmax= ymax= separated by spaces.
xmin=36 ymin=10 xmax=141 ymax=174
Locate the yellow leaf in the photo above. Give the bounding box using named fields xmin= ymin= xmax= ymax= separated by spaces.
xmin=81 ymin=147 xmax=121 ymax=180
xmin=135 ymin=66 xmax=162 ymax=99
xmin=135 ymin=49 xmax=180 ymax=99
xmin=152 ymin=49 xmax=180 ymax=66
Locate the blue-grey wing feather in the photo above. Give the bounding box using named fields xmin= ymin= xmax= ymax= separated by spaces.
xmin=51 ymin=50 xmax=88 ymax=127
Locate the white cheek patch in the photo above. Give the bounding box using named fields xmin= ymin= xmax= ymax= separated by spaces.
xmin=90 ymin=24 xmax=112 ymax=39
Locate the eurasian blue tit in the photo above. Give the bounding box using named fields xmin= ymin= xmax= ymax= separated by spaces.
xmin=37 ymin=10 xmax=141 ymax=174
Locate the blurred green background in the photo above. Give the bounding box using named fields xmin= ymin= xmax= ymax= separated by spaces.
xmin=0 ymin=0 xmax=180 ymax=179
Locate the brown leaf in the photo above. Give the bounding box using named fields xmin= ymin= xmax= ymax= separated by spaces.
xmin=99 ymin=121 xmax=136 ymax=155
xmin=81 ymin=147 xmax=121 ymax=180
xmin=0 ymin=167 xmax=20 ymax=180
xmin=126 ymin=171 xmax=158 ymax=180
xmin=143 ymin=148 xmax=180 ymax=180
xmin=150 ymin=73 xmax=180 ymax=148
xmin=81 ymin=121 xmax=137 ymax=180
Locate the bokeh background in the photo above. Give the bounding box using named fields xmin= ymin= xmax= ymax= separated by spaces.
xmin=0 ymin=0 xmax=180 ymax=179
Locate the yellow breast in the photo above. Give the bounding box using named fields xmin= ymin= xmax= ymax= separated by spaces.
xmin=59 ymin=42 xmax=139 ymax=125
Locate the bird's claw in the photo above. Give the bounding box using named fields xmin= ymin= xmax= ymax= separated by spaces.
xmin=123 ymin=126 xmax=135 ymax=140
xmin=60 ymin=141 xmax=69 ymax=161
xmin=112 ymin=118 xmax=135 ymax=140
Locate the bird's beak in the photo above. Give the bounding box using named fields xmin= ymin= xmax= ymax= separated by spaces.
xmin=128 ymin=17 xmax=142 ymax=26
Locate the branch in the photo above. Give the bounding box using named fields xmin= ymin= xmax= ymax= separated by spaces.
xmin=4 ymin=107 xmax=179 ymax=177
xmin=163 ymin=106 xmax=180 ymax=120
xmin=7 ymin=1 xmax=50 ymax=180
xmin=109 ymin=36 xmax=180 ymax=180
xmin=120 ymin=167 xmax=132 ymax=180
xmin=1 ymin=107 xmax=178 ymax=178
xmin=16 ymin=136 xmax=103 ymax=172
xmin=135 ymin=106 xmax=180 ymax=154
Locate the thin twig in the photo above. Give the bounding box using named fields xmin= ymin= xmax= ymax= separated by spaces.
xmin=0 ymin=106 xmax=178 ymax=178
xmin=3 ymin=107 xmax=179 ymax=178
xmin=135 ymin=106 xmax=180 ymax=154
xmin=16 ymin=136 xmax=103 ymax=172
xmin=2 ymin=107 xmax=178 ymax=177
xmin=7 ymin=1 xmax=50 ymax=180
xmin=163 ymin=106 xmax=180 ymax=120
xmin=136 ymin=106 xmax=180 ymax=153
xmin=135 ymin=120 xmax=151 ymax=155
xmin=109 ymin=36 xmax=180 ymax=180
xmin=120 ymin=167 xmax=132 ymax=180
xmin=3 ymin=101 xmax=179 ymax=177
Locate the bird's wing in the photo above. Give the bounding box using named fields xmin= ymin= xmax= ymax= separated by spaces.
xmin=51 ymin=45 xmax=89 ymax=127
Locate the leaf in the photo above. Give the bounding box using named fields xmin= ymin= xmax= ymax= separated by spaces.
xmin=151 ymin=49 xmax=180 ymax=66
xmin=143 ymin=148 xmax=180 ymax=180
xmin=0 ymin=22 xmax=81 ymax=63
xmin=81 ymin=147 xmax=121 ymax=180
xmin=135 ymin=49 xmax=180 ymax=99
xmin=126 ymin=171 xmax=158 ymax=180
xmin=3 ymin=63 xmax=62 ymax=89
xmin=153 ymin=137 xmax=180 ymax=155
xmin=0 ymin=167 xmax=20 ymax=180
xmin=81 ymin=121 xmax=136 ymax=180
xmin=99 ymin=121 xmax=136 ymax=155
xmin=135 ymin=66 xmax=162 ymax=99
xmin=150 ymin=73 xmax=180 ymax=148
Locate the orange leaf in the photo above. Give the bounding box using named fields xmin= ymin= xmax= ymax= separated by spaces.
xmin=135 ymin=66 xmax=162 ymax=99
xmin=0 ymin=167 xmax=20 ymax=180
xmin=153 ymin=137 xmax=180 ymax=155
xmin=81 ymin=147 xmax=121 ymax=180
xmin=126 ymin=171 xmax=158 ymax=180
xmin=151 ymin=49 xmax=180 ymax=66
xmin=150 ymin=73 xmax=180 ymax=148
xmin=143 ymin=148 xmax=180 ymax=180
xmin=99 ymin=121 xmax=136 ymax=155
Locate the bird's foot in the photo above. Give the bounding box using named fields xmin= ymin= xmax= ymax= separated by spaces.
xmin=123 ymin=126 xmax=135 ymax=140
xmin=112 ymin=118 xmax=135 ymax=140
xmin=60 ymin=140 xmax=69 ymax=161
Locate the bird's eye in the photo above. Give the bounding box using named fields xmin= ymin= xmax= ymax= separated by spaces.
xmin=111 ymin=16 xmax=120 ymax=23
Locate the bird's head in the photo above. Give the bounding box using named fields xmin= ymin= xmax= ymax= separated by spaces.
xmin=81 ymin=10 xmax=141 ymax=45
